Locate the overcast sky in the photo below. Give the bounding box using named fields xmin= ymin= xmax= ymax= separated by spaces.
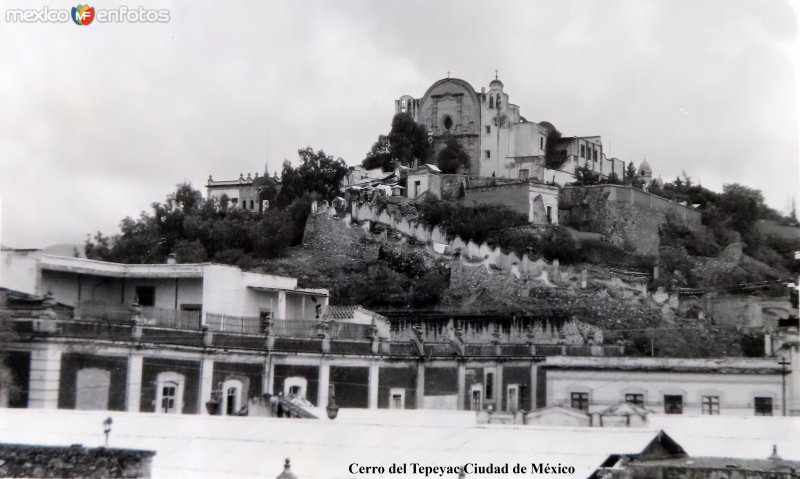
xmin=0 ymin=0 xmax=798 ymax=248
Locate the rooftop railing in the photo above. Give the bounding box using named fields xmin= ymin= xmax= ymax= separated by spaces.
xmin=75 ymin=301 xmax=201 ymax=330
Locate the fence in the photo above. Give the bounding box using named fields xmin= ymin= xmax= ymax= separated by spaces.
xmin=141 ymin=306 xmax=201 ymax=330
xmin=205 ymin=313 xmax=262 ymax=334
xmin=204 ymin=314 xmax=374 ymax=339
xmin=74 ymin=301 xmax=129 ymax=323
xmin=74 ymin=301 xmax=201 ymax=330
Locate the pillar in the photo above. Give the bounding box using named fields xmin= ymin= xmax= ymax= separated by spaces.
xmin=276 ymin=291 xmax=287 ymax=320
xmin=125 ymin=353 xmax=143 ymax=412
xmin=317 ymin=360 xmax=330 ymax=408
xmin=28 ymin=345 xmax=62 ymax=409
xmin=264 ymin=357 xmax=275 ymax=395
xmin=198 ymin=357 xmax=214 ymax=414
xmin=496 ymin=363 xmax=504 ymax=412
xmin=790 ymin=342 xmax=800 ymax=416
xmin=416 ymin=362 xmax=425 ymax=409
xmin=368 ymin=362 xmax=379 ymax=409
xmin=457 ymin=363 xmax=466 ymax=410
xmin=529 ymin=363 xmax=539 ymax=411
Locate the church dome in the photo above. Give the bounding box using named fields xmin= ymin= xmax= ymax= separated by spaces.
xmin=489 ymin=78 xmax=504 ymax=89
xmin=638 ymin=159 xmax=652 ymax=174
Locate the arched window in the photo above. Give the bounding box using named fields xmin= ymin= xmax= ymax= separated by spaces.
xmin=496 ymin=94 xmax=501 ymax=109
xmin=221 ymin=378 xmax=245 ymax=415
xmin=489 ymin=96 xmax=494 ymax=109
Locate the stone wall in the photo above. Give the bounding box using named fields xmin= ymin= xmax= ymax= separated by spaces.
xmin=0 ymin=443 xmax=154 ymax=478
xmin=463 ymin=182 xmax=529 ymax=217
xmin=559 ymin=186 xmax=700 ymax=255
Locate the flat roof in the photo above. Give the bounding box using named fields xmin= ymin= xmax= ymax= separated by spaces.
xmin=40 ymin=255 xmax=206 ymax=279
xmin=0 ymin=409 xmax=673 ymax=479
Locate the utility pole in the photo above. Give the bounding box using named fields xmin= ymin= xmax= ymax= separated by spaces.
xmin=779 ymin=358 xmax=790 ymax=416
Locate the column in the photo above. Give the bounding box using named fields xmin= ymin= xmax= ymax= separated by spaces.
xmin=28 ymin=345 xmax=62 ymax=409
xmin=198 ymin=357 xmax=214 ymax=415
xmin=416 ymin=362 xmax=425 ymax=409
xmin=529 ymin=363 xmax=539 ymax=411
xmin=264 ymin=357 xmax=275 ymax=395
xmin=125 ymin=353 xmax=143 ymax=412
xmin=317 ymin=360 xmax=330 ymax=408
xmin=496 ymin=363 xmax=504 ymax=412
xmin=368 ymin=362 xmax=379 ymax=409
xmin=457 ymin=363 xmax=466 ymax=410
xmin=276 ymin=291 xmax=287 ymax=320
xmin=790 ymin=342 xmax=800 ymax=416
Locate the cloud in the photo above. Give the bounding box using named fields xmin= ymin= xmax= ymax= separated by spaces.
xmin=0 ymin=0 xmax=796 ymax=247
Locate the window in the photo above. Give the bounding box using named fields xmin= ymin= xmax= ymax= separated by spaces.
xmin=250 ymin=200 xmax=254 ymax=210
xmin=507 ymin=384 xmax=519 ymax=412
xmin=485 ymin=125 xmax=491 ymax=134
xmin=496 ymin=94 xmax=501 ymax=109
xmin=754 ymin=397 xmax=773 ymax=416
xmin=571 ymin=392 xmax=589 ymax=411
xmin=231 ymin=197 xmax=238 ymax=206
xmin=518 ymin=169 xmax=529 ymax=179
xmin=593 ymin=149 xmax=598 ymax=161
xmin=259 ymin=310 xmax=273 ymax=332
xmin=539 ymin=136 xmax=544 ymax=150
xmin=546 ymin=206 xmax=552 ymax=224
xmin=580 ymin=145 xmax=585 ymax=158
xmin=485 ymin=150 xmax=491 ymax=159
xmin=625 ymin=394 xmax=644 ymax=406
xmin=443 ymin=115 xmax=453 ymax=130
xmin=485 ymin=372 xmax=494 ymax=401
xmin=389 ymin=388 xmax=405 ymax=410
xmin=161 ymin=384 xmax=177 ymax=412
xmin=222 ymin=378 xmax=244 ymax=416
xmin=702 ymin=395 xmax=720 ymax=415
xmin=489 ymin=96 xmax=494 ymax=109
xmin=155 ymin=371 xmax=185 ymax=414
xmin=135 ymin=286 xmax=155 ymax=307
xmin=470 ymin=388 xmax=482 ymax=411
xmin=664 ymin=395 xmax=683 ymax=414
xmin=226 ymin=387 xmax=238 ymax=414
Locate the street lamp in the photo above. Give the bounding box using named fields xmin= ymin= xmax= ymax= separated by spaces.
xmin=779 ymin=358 xmax=790 ymax=416
xmin=326 ymin=384 xmax=339 ymax=420
xmin=102 ymin=417 xmax=113 ymax=447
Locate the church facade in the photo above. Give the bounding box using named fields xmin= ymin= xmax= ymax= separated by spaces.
xmin=396 ymin=76 xmax=625 ymax=184
xmin=396 ymin=76 xmax=551 ymax=179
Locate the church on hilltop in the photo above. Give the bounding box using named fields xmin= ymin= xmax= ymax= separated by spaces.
xmin=395 ymin=75 xmax=625 ymax=184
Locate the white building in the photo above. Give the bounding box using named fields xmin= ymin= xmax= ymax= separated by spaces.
xmin=543 ymin=356 xmax=788 ymax=417
xmin=1 ymin=249 xmax=328 ymax=330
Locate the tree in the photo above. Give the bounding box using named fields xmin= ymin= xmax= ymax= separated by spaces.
xmin=276 ymin=147 xmax=347 ymax=207
xmin=436 ymin=136 xmax=470 ymax=174
xmin=624 ymin=162 xmax=636 ymax=182
xmin=387 ymin=113 xmax=430 ymax=167
xmin=544 ymin=127 xmax=566 ymax=169
xmin=251 ymin=209 xmax=294 ymax=258
xmin=573 ymin=165 xmax=600 ymax=186
xmin=717 ymin=183 xmax=766 ymax=250
xmin=362 ymin=135 xmax=393 ymax=171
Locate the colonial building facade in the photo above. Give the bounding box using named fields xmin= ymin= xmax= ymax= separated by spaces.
xmin=395 ymin=76 xmax=624 ymax=185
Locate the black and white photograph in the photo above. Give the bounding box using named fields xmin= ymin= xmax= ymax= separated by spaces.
xmin=0 ymin=0 xmax=799 ymax=477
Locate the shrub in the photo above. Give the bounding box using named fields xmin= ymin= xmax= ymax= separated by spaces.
xmin=416 ymin=197 xmax=528 ymax=243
